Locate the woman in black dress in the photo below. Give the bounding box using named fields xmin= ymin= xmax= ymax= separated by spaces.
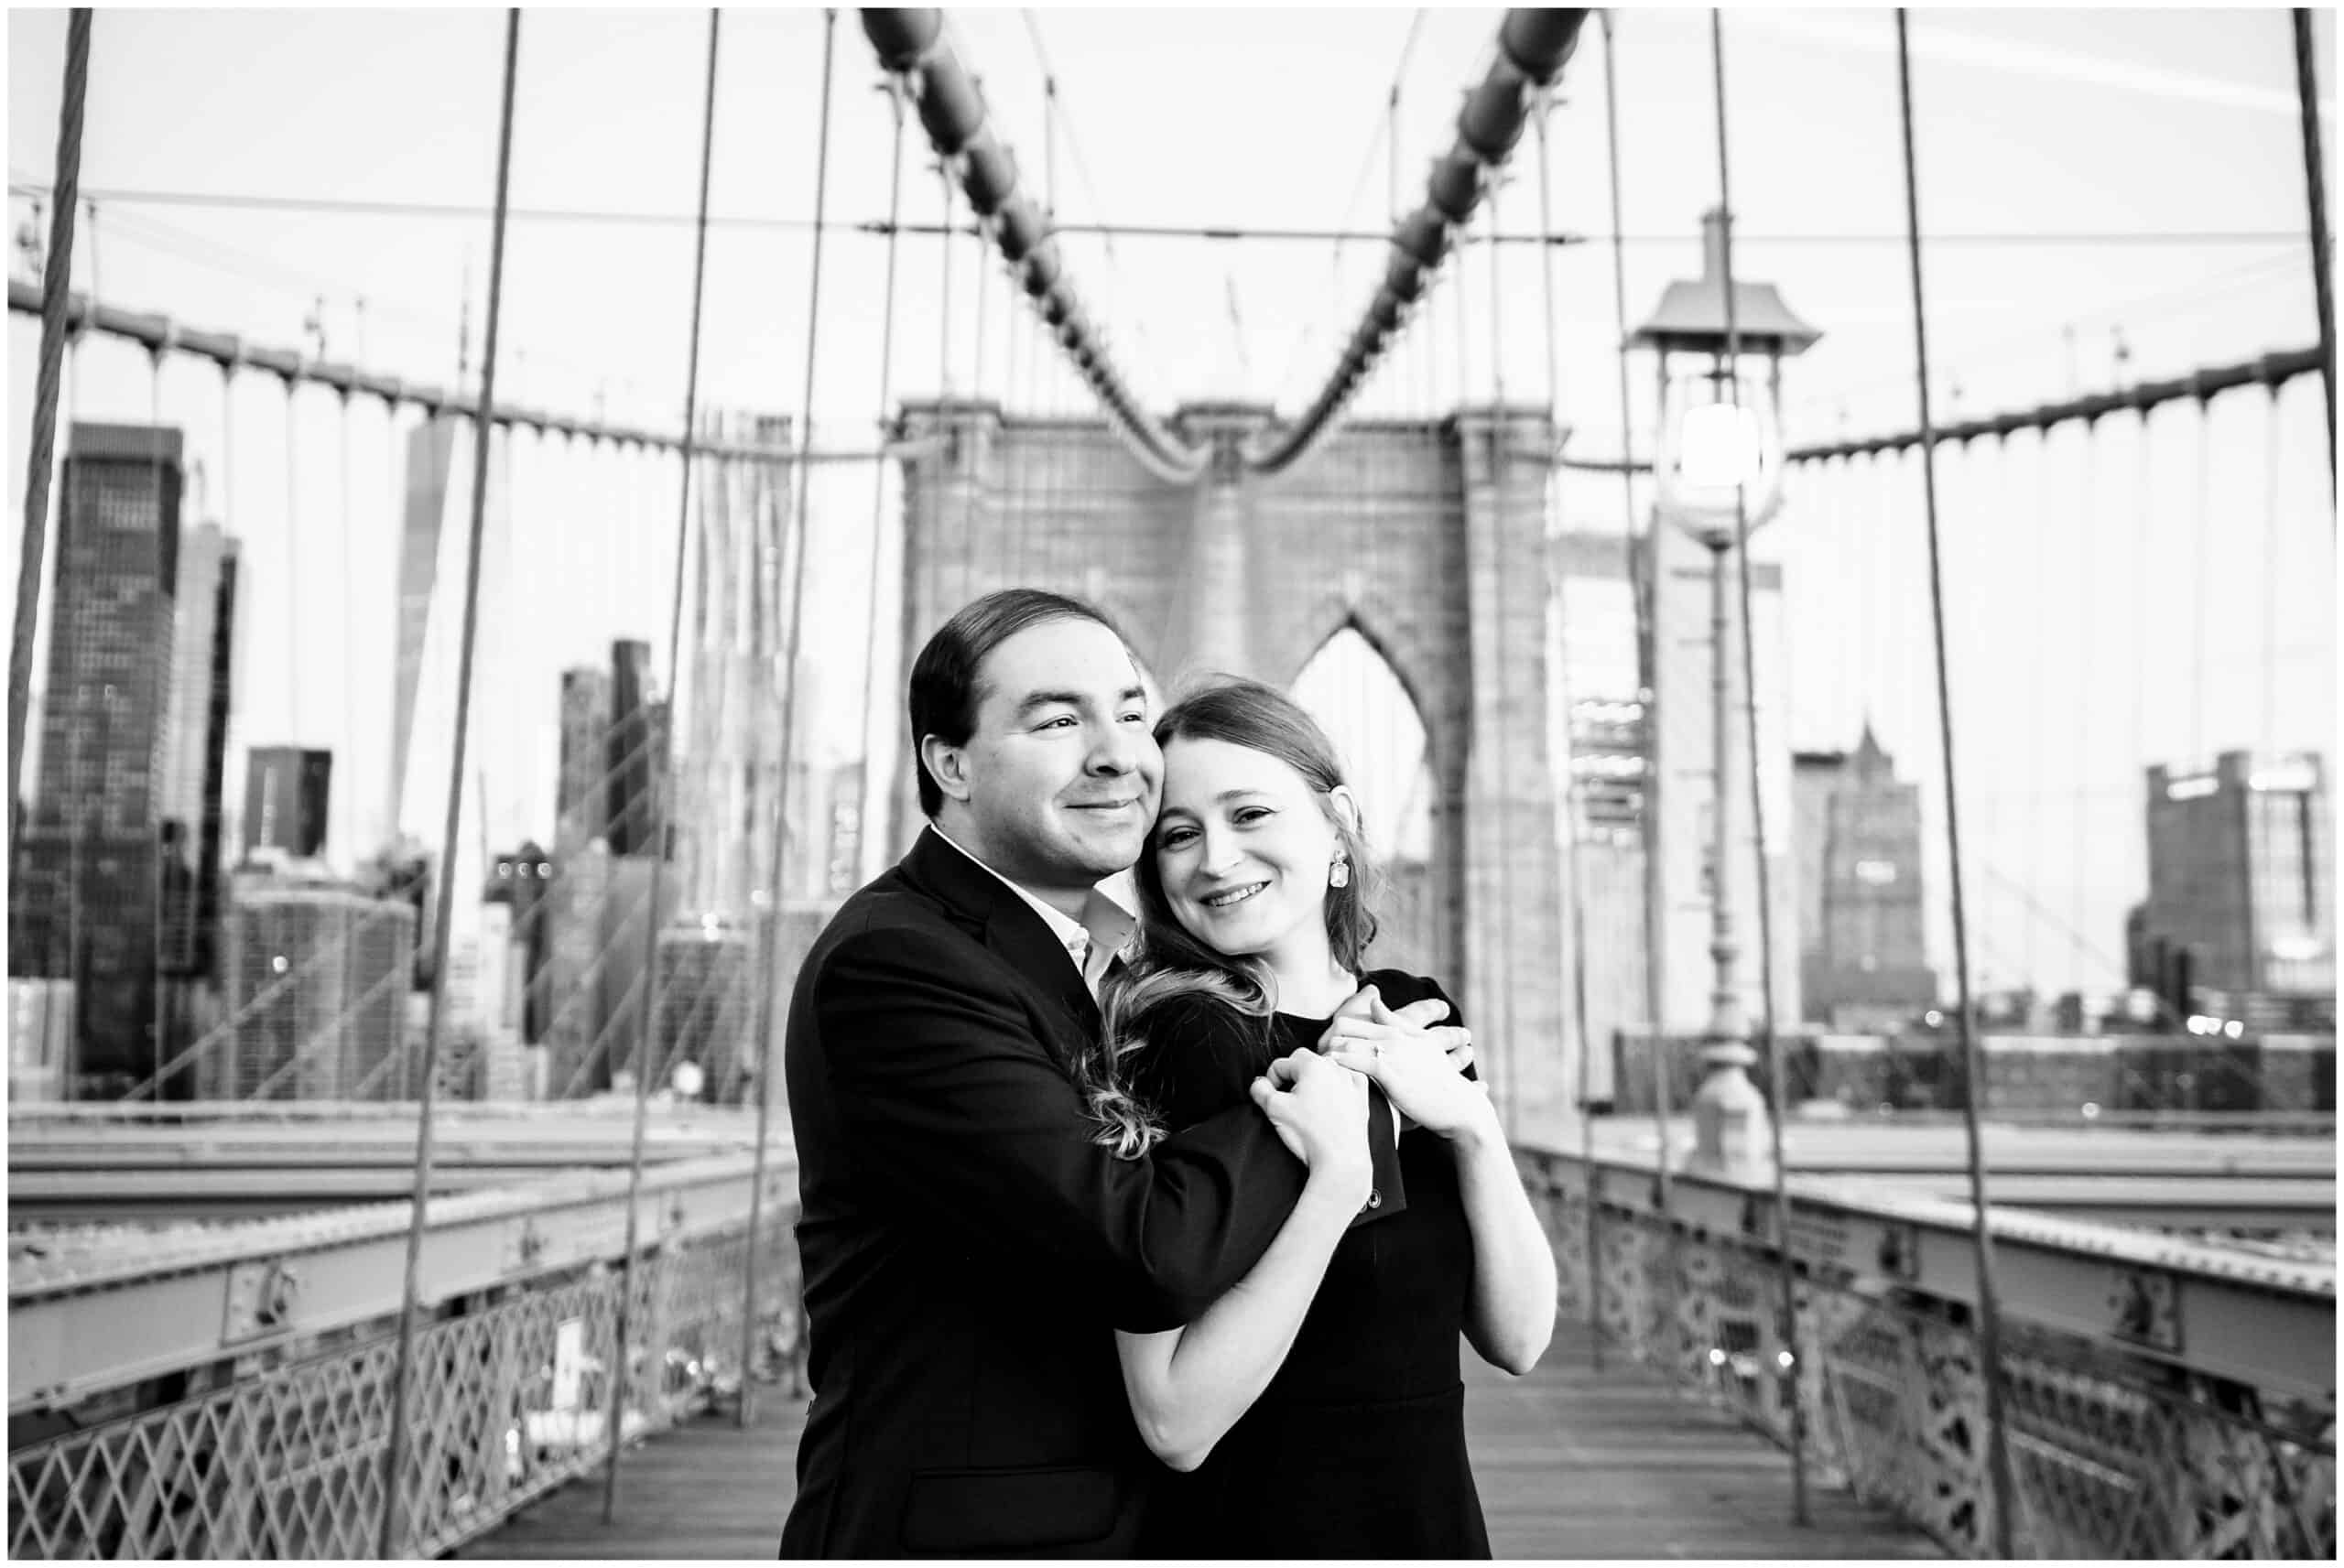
xmin=1073 ymin=678 xmax=1557 ymax=1559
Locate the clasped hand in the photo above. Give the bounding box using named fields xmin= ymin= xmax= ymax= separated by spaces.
xmin=1314 ymin=986 xmax=1490 ymax=1140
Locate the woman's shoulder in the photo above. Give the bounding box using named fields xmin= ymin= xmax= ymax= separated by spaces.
xmin=1126 ymin=989 xmax=1272 ymax=1125
xmin=1360 ymin=968 xmax=1461 ymax=1022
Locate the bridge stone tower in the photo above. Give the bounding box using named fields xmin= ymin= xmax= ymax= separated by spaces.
xmin=890 ymin=397 xmax=1573 ymax=1118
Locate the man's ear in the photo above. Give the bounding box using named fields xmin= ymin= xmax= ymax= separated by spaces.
xmin=1327 ymin=784 xmax=1364 ymax=839
xmin=920 ymin=734 xmax=975 ymax=804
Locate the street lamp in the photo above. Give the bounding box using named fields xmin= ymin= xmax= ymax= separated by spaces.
xmin=1631 ymin=208 xmax=1819 ymax=1167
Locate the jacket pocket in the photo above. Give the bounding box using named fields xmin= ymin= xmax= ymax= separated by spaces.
xmin=900 ymin=1463 xmax=1124 ymax=1554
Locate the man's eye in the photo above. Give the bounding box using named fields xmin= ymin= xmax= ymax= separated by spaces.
xmin=1119 ymin=710 xmax=1147 ymax=725
xmin=1036 ymin=715 xmax=1077 ymax=730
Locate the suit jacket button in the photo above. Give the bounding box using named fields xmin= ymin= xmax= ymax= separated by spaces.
xmin=1364 ymin=1189 xmax=1381 ymax=1210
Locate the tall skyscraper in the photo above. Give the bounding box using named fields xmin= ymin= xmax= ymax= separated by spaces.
xmin=556 ymin=665 xmax=613 ymax=849
xmin=487 ymin=839 xmax=556 ymax=1044
xmin=206 ymin=874 xmax=416 ymax=1100
xmin=1793 ymin=727 xmax=1936 ymax=1030
xmin=389 ymin=419 xmax=510 ymax=1043
xmin=2143 ymin=751 xmax=2334 ymax=1028
xmin=389 ymin=419 xmax=459 ymax=835
xmin=243 ymin=746 xmax=333 ymax=859
xmin=157 ymin=521 xmax=240 ymax=979
xmin=607 ymin=640 xmax=665 ymax=858
xmin=9 ymin=422 xmax=184 ymax=1093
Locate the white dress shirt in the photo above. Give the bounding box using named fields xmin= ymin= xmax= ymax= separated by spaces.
xmin=929 ymin=825 xmax=1135 ymax=999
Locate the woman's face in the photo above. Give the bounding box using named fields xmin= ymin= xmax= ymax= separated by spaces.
xmin=1153 ymin=736 xmax=1340 ymax=967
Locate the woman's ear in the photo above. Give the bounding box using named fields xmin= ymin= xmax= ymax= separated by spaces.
xmin=1326 ymin=784 xmax=1364 ymax=839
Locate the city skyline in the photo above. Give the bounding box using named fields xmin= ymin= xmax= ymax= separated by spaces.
xmin=5 ymin=8 xmax=2337 ymax=1001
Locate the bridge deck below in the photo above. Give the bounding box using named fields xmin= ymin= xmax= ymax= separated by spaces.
xmin=467 ymin=1320 xmax=1938 ymax=1559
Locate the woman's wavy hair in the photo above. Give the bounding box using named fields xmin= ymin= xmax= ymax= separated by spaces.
xmin=1075 ymin=676 xmax=1382 ymax=1159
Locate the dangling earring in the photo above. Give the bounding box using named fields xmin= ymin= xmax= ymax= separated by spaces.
xmin=1329 ymin=856 xmax=1351 ymax=889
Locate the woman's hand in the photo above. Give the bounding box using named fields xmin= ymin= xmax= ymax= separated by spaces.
xmin=1320 ymin=991 xmax=1495 ymax=1141
xmin=1250 ymin=1048 xmax=1373 ymax=1204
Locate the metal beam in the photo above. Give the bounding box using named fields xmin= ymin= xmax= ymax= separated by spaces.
xmin=1525 ymin=1145 xmax=2336 ymax=1403
xmin=8 ymin=1151 xmax=792 ymax=1416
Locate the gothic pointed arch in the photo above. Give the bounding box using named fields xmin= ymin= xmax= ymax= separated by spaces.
xmin=1291 ymin=623 xmax=1439 ymax=974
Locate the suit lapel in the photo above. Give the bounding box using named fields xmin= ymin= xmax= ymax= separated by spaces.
xmin=900 ymin=827 xmax=1101 ymax=1057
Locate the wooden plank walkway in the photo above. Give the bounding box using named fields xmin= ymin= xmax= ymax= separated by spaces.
xmin=466 ymin=1320 xmax=1937 ymax=1560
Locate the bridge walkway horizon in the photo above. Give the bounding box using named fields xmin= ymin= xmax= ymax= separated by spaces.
xmin=464 ymin=1318 xmax=1938 ymax=1561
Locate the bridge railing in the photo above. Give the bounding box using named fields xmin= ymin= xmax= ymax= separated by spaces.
xmin=7 ymin=1155 xmax=803 ymax=1559
xmin=1518 ymin=1140 xmax=2338 ymax=1559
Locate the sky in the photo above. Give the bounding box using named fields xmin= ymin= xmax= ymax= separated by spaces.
xmin=5 ymin=5 xmax=2337 ymax=1002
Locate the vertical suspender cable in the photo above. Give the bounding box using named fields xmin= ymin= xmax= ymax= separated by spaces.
xmin=147 ymin=352 xmax=168 ymax=1088
xmin=1895 ymin=13 xmax=2017 ymax=1557
xmin=2260 ymin=387 xmax=2284 ymax=757
xmin=376 ymin=10 xmax=521 ymax=1556
xmin=339 ymin=391 xmax=356 ymax=860
xmin=1598 ymin=7 xmax=1675 ymax=1364
xmin=745 ymin=0 xmax=840 ymax=1433
xmin=2070 ymin=424 xmax=2098 ymax=977
xmin=1533 ymin=92 xmax=1602 ymax=1374
xmin=605 ymin=7 xmax=721 ymax=1520
xmin=2190 ymin=399 xmax=2213 ymax=761
xmin=855 ymin=82 xmax=906 ymax=893
xmin=282 ymin=378 xmax=302 ymax=742
xmin=10 ymin=7 xmax=90 ymax=852
xmin=1481 ymin=178 xmax=1519 ymax=1141
xmin=1705 ymin=12 xmax=1806 ymax=1527
xmin=2292 ymin=8 xmax=2335 ymax=492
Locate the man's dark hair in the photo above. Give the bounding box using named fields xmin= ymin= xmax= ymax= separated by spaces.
xmin=907 ymin=588 xmax=1124 ymax=817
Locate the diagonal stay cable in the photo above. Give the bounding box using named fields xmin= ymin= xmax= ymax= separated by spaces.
xmin=604 ymin=4 xmax=725 ymax=1524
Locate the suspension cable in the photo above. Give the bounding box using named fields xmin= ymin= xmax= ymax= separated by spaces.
xmin=1597 ymin=4 xmax=1674 ymax=1362
xmin=857 ymin=81 xmax=907 ymax=889
xmin=745 ymin=0 xmax=839 ymax=1433
xmin=1895 ymin=12 xmax=2016 ymax=1557
xmin=2260 ymin=385 xmax=2284 ymax=755
xmin=2292 ymin=8 xmax=2336 ymax=490
xmin=864 ymin=10 xmax=1200 ymax=483
xmin=1532 ymin=87 xmax=1601 ymax=1373
xmin=9 ymin=7 xmax=90 ymax=852
xmin=1705 ymin=12 xmax=1807 ymax=1528
xmin=603 ymin=5 xmax=723 ymax=1520
xmin=376 ymin=9 xmax=521 ymax=1557
xmin=1249 ymin=8 xmax=1590 ymax=475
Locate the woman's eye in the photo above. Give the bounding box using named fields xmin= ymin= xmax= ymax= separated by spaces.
xmin=1233 ymin=806 xmax=1272 ymax=825
xmin=1158 ymin=827 xmax=1197 ymax=849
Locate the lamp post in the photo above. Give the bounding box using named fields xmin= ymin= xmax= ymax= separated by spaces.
xmin=1631 ymin=208 xmax=1818 ymax=1168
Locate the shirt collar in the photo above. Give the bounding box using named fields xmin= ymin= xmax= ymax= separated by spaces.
xmin=928 ymin=823 xmax=1134 ymax=973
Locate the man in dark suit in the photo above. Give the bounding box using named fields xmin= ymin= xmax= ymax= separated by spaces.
xmin=780 ymin=589 xmax=1448 ymax=1557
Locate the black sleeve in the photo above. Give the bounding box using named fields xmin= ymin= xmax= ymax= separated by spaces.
xmin=1126 ymin=996 xmax=1271 ymax=1135
xmin=1137 ymin=991 xmax=1409 ymax=1234
xmin=816 ymin=929 xmax=1308 ymax=1332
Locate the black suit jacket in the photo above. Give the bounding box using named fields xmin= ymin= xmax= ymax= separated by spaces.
xmin=778 ymin=828 xmax=1312 ymax=1558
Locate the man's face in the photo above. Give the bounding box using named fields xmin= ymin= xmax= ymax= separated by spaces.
xmin=927 ymin=617 xmax=1161 ymax=896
